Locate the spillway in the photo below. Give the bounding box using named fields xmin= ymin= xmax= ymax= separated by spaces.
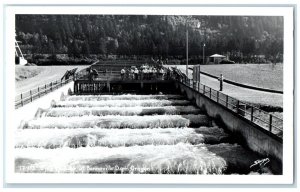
xmin=15 ymin=94 xmax=271 ymax=175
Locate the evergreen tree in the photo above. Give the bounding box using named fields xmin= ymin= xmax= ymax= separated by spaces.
xmin=15 ymin=15 xmax=284 ymax=62
xmin=82 ymin=40 xmax=90 ymax=56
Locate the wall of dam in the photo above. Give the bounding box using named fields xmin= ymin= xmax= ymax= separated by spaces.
xmin=175 ymin=81 xmax=282 ymax=174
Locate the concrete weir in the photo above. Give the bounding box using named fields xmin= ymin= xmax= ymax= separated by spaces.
xmin=15 ymin=78 xmax=282 ymax=174
xmin=175 ymin=81 xmax=282 ymax=174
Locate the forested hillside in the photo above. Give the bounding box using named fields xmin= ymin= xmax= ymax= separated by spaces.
xmin=16 ymin=15 xmax=283 ymax=63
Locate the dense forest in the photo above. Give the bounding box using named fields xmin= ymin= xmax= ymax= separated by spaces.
xmin=16 ymin=15 xmax=283 ymax=64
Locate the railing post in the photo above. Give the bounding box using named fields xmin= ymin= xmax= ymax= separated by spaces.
xmin=217 ymin=91 xmax=219 ymax=103
xmin=38 ymin=87 xmax=40 ymax=98
xmin=198 ymin=82 xmax=200 ymax=92
xmin=74 ymin=82 xmax=76 ymax=94
xmin=30 ymin=90 xmax=33 ymax=102
xmin=236 ymin=100 xmax=240 ymax=113
xmin=203 ymin=85 xmax=205 ymax=95
xmin=251 ymin=106 xmax=254 ymax=121
xmin=269 ymin=114 xmax=273 ymax=132
xmin=50 ymin=82 xmax=52 ymax=91
xmin=209 ymin=87 xmax=211 ymax=98
xmin=45 ymin=84 xmax=47 ymax=93
xmin=20 ymin=93 xmax=23 ymax=106
xmin=226 ymin=95 xmax=228 ymax=108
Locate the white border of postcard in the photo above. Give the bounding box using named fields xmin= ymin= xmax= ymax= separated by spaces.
xmin=3 ymin=5 xmax=294 ymax=184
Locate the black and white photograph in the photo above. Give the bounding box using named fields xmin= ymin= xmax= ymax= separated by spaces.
xmin=1 ymin=1 xmax=296 ymax=188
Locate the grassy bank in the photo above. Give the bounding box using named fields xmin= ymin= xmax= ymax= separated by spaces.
xmin=200 ymin=63 xmax=283 ymax=91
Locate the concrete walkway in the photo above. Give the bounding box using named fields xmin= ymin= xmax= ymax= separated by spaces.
xmin=175 ymin=67 xmax=283 ymax=108
xmin=16 ymin=65 xmax=88 ymax=95
xmin=14 ymin=82 xmax=74 ymax=129
xmin=200 ymin=74 xmax=283 ymax=107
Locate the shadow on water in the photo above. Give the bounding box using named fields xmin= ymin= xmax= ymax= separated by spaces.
xmin=211 ymin=114 xmax=282 ymax=175
xmin=191 ymin=127 xmax=233 ymax=145
xmin=192 ymin=104 xmax=279 ymax=175
xmin=204 ymin=144 xmax=262 ymax=175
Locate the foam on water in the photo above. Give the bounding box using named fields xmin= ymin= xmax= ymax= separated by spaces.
xmin=15 ymin=143 xmax=259 ymax=174
xmin=54 ymin=99 xmax=191 ymax=108
xmin=15 ymin=127 xmax=230 ymax=148
xmin=22 ymin=115 xmax=210 ymax=129
xmin=15 ymin=94 xmax=271 ymax=175
xmin=66 ymin=94 xmax=185 ymax=101
xmin=46 ymin=106 xmax=202 ymax=117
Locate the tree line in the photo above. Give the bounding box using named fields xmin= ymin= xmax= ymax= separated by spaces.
xmin=16 ymin=15 xmax=283 ymax=63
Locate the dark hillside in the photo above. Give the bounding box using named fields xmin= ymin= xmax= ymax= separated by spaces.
xmin=16 ymin=15 xmax=283 ymax=63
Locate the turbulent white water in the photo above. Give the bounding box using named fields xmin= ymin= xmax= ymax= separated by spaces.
xmin=15 ymin=94 xmax=269 ymax=175
xmin=15 ymin=143 xmax=261 ymax=174
xmin=22 ymin=114 xmax=209 ymax=129
xmin=15 ymin=127 xmax=229 ymax=148
xmin=54 ymin=99 xmax=191 ymax=108
xmin=66 ymin=94 xmax=185 ymax=101
xmin=46 ymin=106 xmax=202 ymax=117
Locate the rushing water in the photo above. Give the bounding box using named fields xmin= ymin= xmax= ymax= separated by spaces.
xmin=45 ymin=106 xmax=202 ymax=117
xmin=15 ymin=94 xmax=271 ymax=174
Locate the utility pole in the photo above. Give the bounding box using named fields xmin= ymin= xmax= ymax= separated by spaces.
xmin=202 ymin=17 xmax=206 ymax=66
xmin=203 ymin=43 xmax=206 ymax=65
xmin=186 ymin=29 xmax=189 ymax=77
xmin=201 ymin=18 xmax=206 ymax=88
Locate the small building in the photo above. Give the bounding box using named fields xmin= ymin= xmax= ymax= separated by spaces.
xmin=208 ymin=54 xmax=226 ymax=64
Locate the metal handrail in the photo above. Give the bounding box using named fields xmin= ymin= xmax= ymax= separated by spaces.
xmin=15 ymin=78 xmax=73 ymax=109
xmin=166 ymin=67 xmax=283 ymax=136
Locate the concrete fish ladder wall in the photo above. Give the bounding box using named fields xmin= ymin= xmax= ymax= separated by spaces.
xmin=175 ymin=82 xmax=283 ymax=174
xmin=15 ymin=82 xmax=74 ymax=128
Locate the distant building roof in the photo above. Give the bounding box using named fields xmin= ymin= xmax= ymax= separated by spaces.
xmin=209 ymin=54 xmax=226 ymax=58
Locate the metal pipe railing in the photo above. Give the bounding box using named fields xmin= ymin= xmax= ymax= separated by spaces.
xmin=15 ymin=78 xmax=73 ymax=109
xmin=167 ymin=68 xmax=283 ymax=136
